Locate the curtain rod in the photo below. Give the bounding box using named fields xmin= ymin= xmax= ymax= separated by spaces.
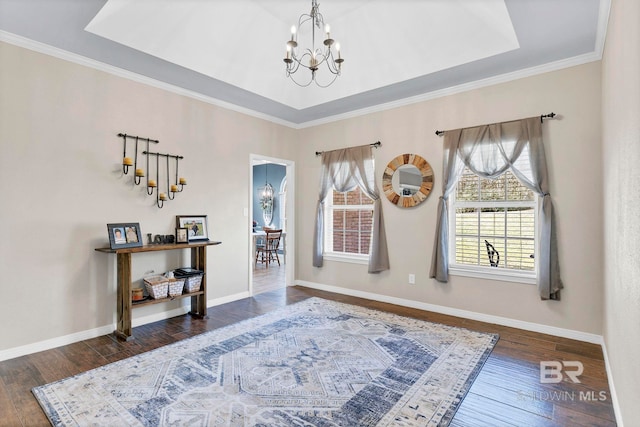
xmin=434 ymin=113 xmax=557 ymax=136
xmin=315 ymin=141 xmax=381 ymax=156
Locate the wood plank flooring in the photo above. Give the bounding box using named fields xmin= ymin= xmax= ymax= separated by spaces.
xmin=252 ymin=258 xmax=286 ymax=295
xmin=0 ymin=286 xmax=616 ymax=426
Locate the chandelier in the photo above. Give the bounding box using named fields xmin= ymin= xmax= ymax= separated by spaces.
xmin=283 ymin=0 xmax=344 ymax=88
xmin=258 ymin=163 xmax=275 ymax=226
xmin=258 ymin=163 xmax=274 ymax=200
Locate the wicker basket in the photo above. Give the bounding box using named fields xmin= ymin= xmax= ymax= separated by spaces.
xmin=168 ymin=278 xmax=186 ymax=297
xmin=144 ymin=275 xmax=169 ymax=299
xmin=182 ymin=274 xmax=203 ymax=293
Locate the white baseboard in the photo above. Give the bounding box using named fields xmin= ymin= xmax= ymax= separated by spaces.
xmin=0 ymin=291 xmax=251 ymax=362
xmin=0 ymin=325 xmax=114 ymax=363
xmin=600 ymin=339 xmax=624 ymax=427
xmin=295 ymin=280 xmax=603 ymax=344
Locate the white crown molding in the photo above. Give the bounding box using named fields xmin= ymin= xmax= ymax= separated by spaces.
xmin=0 ymin=30 xmax=298 ymax=129
xmin=297 ymin=50 xmax=604 ymax=129
xmin=596 ymin=0 xmax=612 ymax=57
xmin=0 ymin=291 xmax=250 ymax=362
xmin=1 ymin=22 xmax=607 ymax=131
xmin=295 ymin=280 xmax=603 ymax=344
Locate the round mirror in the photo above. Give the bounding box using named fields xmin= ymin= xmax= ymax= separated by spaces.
xmin=382 ymin=154 xmax=434 ymax=207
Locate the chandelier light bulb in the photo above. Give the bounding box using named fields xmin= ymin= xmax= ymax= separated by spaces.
xmin=325 ymin=24 xmax=330 ymax=36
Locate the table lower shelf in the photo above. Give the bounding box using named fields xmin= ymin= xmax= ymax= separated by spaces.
xmin=115 ymin=290 xmax=208 ymax=341
xmin=131 ymin=290 xmax=204 ymax=308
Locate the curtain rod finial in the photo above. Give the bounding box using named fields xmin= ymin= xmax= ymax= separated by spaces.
xmin=540 ymin=112 xmax=556 ymax=123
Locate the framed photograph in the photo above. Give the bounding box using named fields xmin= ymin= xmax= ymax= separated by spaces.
xmin=176 ymin=227 xmax=189 ymax=243
xmin=176 ymin=215 xmax=209 ymax=241
xmin=107 ymin=223 xmax=143 ymax=250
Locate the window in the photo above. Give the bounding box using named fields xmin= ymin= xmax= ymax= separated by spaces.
xmin=450 ymin=167 xmax=537 ymax=282
xmin=325 ymin=187 xmax=374 ymax=262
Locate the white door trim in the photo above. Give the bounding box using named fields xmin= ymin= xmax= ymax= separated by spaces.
xmin=249 ymin=154 xmax=295 ymax=296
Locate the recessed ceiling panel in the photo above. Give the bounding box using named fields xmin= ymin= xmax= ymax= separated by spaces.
xmin=85 ymin=0 xmax=519 ymax=110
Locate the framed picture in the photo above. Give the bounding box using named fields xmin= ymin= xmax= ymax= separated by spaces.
xmin=107 ymin=223 xmax=143 ymax=250
xmin=176 ymin=215 xmax=209 ymax=241
xmin=176 ymin=227 xmax=189 ymax=243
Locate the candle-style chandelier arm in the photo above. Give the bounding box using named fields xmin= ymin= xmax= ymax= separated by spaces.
xmin=283 ymin=0 xmax=344 ymax=88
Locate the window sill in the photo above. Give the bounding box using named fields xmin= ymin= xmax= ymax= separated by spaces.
xmin=449 ymin=264 xmax=536 ymax=285
xmin=323 ymin=253 xmax=369 ymax=265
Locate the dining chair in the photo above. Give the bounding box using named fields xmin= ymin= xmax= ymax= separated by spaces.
xmin=255 ymin=229 xmax=282 ymax=268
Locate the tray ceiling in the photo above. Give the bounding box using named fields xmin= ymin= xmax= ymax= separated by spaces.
xmin=0 ymin=0 xmax=607 ymax=126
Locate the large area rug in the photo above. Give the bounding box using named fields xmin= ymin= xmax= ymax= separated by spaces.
xmin=33 ymin=297 xmax=498 ymax=426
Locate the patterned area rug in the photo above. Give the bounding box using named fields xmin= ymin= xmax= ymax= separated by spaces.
xmin=33 ymin=298 xmax=498 ymax=426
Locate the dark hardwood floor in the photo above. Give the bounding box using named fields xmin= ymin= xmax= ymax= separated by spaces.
xmin=0 ymin=286 xmax=616 ymax=426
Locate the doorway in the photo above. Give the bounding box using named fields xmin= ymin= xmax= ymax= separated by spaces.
xmin=249 ymin=155 xmax=294 ymax=296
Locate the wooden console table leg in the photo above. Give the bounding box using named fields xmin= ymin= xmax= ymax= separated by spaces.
xmin=115 ymin=252 xmax=134 ymax=341
xmin=190 ymin=246 xmax=208 ymax=318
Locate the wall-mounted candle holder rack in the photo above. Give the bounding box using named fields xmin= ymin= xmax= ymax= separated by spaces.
xmin=119 ymin=133 xmax=187 ymax=208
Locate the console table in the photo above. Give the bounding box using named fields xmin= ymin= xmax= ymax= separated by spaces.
xmin=96 ymin=241 xmax=222 ymax=340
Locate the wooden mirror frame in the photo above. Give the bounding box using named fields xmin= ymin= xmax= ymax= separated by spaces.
xmin=382 ymin=154 xmax=434 ymax=207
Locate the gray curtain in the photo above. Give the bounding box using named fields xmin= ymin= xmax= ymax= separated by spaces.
xmin=429 ymin=117 xmax=562 ymax=300
xmin=313 ymin=145 xmax=389 ymax=273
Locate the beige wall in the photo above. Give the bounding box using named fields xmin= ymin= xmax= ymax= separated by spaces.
xmin=0 ymin=33 xmax=608 ymax=367
xmin=0 ymin=41 xmax=297 ymax=352
xmin=602 ymin=0 xmax=640 ymax=423
xmin=296 ymin=62 xmax=604 ymax=335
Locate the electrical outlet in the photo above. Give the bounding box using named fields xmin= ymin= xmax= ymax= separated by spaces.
xmin=408 ymin=274 xmax=416 ymax=285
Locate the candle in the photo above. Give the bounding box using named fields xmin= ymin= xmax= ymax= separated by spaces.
xmin=170 ymin=184 xmax=178 ymax=193
xmin=123 ymin=157 xmax=133 ymax=166
xmin=336 ymin=42 xmax=341 ymax=58
xmin=325 ymin=24 xmax=330 ymax=38
xmin=135 ymin=168 xmax=145 ymax=177
xmin=159 ymin=192 xmax=167 ymax=201
xmin=286 ymin=45 xmax=291 ymax=59
xmin=148 ymin=179 xmax=157 ymax=188
xmin=290 ymin=25 xmax=296 ymax=41
xmin=179 ymin=177 xmax=187 ymax=185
